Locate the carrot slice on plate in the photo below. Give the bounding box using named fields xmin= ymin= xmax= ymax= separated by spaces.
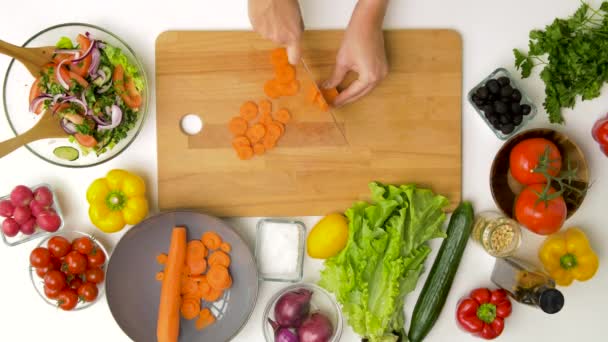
xmin=195 ymin=308 xmax=216 ymax=331
xmin=202 ymin=231 xmax=222 ymax=250
xmin=275 ymin=64 xmax=296 ymax=83
xmin=264 ymin=79 xmax=282 ymax=99
xmin=220 ymin=242 xmax=232 ymax=253
xmin=232 ymin=136 xmax=251 ymax=149
xmin=156 ymin=271 xmax=165 ymax=281
xmin=253 ymin=143 xmax=265 ymax=155
xmin=240 ymin=101 xmax=259 ymax=121
xmin=180 ymin=297 xmax=201 ymax=320
xmin=246 ymin=123 xmax=267 ymax=143
xmin=202 ymin=286 xmax=224 ymax=302
xmin=275 ymin=108 xmax=291 ymax=124
xmin=187 ymin=240 xmax=208 ymax=275
xmin=207 ymin=264 xmax=232 ymax=290
xmin=228 ymin=117 xmax=248 ymax=136
xmin=270 ymin=48 xmax=289 ymax=67
xmin=156 ymin=253 xmax=168 ymax=265
xmin=181 ymin=278 xmax=200 ymax=296
xmin=208 ymin=251 xmax=231 ymax=268
xmin=279 ymin=80 xmax=300 ymax=96
xmin=259 ymin=99 xmax=272 ymax=114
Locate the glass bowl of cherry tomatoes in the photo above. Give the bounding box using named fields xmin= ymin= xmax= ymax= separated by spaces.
xmin=29 ymin=231 xmax=108 ymax=311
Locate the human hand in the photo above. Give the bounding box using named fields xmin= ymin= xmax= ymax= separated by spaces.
xmin=323 ymin=0 xmax=389 ymax=107
xmin=248 ymin=0 xmax=304 ymax=65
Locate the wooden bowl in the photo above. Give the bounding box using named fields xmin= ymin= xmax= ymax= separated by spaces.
xmin=490 ymin=128 xmax=589 ymax=219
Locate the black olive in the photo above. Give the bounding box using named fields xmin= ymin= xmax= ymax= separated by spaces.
xmin=500 ymin=85 xmax=514 ymax=98
xmin=497 ymin=76 xmax=510 ymax=87
xmin=494 ymin=122 xmax=503 ymax=130
xmin=471 ymin=94 xmax=484 ymax=108
xmin=521 ymin=104 xmax=532 ymax=115
xmin=511 ymin=102 xmax=522 ymax=114
xmin=486 ymin=79 xmax=500 ymax=94
xmin=513 ymin=114 xmax=523 ymax=125
xmin=499 ymin=114 xmax=511 ymax=124
xmin=494 ymin=101 xmax=508 ymax=114
xmin=476 ymin=86 xmax=489 ymax=99
xmin=482 ymin=104 xmax=495 ymax=115
xmin=501 ymin=123 xmax=515 ymax=134
xmin=488 ymin=93 xmax=497 ymax=101
xmin=512 ymin=89 xmax=522 ymax=102
xmin=488 ymin=115 xmax=499 ymax=126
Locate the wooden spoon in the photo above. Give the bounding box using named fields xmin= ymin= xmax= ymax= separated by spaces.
xmin=0 ymin=109 xmax=66 ymax=158
xmin=0 ymin=40 xmax=55 ymax=77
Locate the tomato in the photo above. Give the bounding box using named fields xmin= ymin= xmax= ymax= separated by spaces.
xmin=73 ymin=236 xmax=94 ymax=255
xmin=65 ymin=251 xmax=88 ymax=274
xmin=592 ymin=116 xmax=608 ymax=146
xmin=69 ymin=276 xmax=83 ymax=291
xmin=509 ymin=138 xmax=562 ymax=185
xmin=44 ymin=270 xmax=67 ymax=291
xmin=44 ymin=285 xmax=61 ymax=300
xmin=57 ymin=289 xmax=79 ymax=311
xmin=514 ymin=184 xmax=567 ymax=235
xmin=30 ymin=247 xmax=51 ymax=268
xmin=74 ymin=133 xmax=98 ymax=148
xmin=49 ymin=257 xmax=63 ymax=272
xmin=48 ymin=236 xmax=72 ymax=258
xmin=77 ymin=282 xmax=99 ymax=302
xmin=29 ymin=78 xmax=44 ymax=114
xmin=69 ymin=34 xmax=92 ymax=77
xmin=87 ymin=248 xmax=106 ymax=268
xmin=68 ymin=70 xmax=89 ymax=88
xmin=85 ymin=268 xmax=105 ymax=284
xmin=52 ymin=53 xmax=73 ymax=65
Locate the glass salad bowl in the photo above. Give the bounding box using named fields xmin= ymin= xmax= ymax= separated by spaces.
xmin=3 ymin=23 xmax=148 ymax=167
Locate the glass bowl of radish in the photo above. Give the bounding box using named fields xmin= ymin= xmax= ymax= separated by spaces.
xmin=2 ymin=23 xmax=148 ymax=167
xmin=0 ymin=184 xmax=64 ymax=246
xmin=263 ymin=283 xmax=343 ymax=342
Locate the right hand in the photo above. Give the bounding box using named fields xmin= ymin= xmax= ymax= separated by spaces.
xmin=248 ymin=0 xmax=304 ymax=65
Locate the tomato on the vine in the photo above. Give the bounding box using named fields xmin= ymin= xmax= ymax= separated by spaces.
xmin=509 ymin=138 xmax=562 ymax=185
xmin=87 ymin=248 xmax=106 ymax=268
xmin=57 ymin=290 xmax=79 ymax=311
xmin=77 ymin=282 xmax=99 ymax=302
xmin=44 ymin=285 xmax=61 ymax=300
xmin=85 ymin=268 xmax=105 ymax=284
xmin=69 ymin=277 xmax=83 ymax=291
xmin=514 ymin=184 xmax=567 ymax=235
xmin=73 ymin=237 xmax=94 ymax=255
xmin=47 ymin=236 xmax=72 ymax=258
xmin=30 ymin=247 xmax=51 ymax=268
xmin=65 ymin=251 xmax=88 ymax=274
xmin=44 ymin=270 xmax=67 ymax=291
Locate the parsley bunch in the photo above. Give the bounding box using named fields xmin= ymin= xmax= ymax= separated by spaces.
xmin=514 ymin=1 xmax=608 ymax=124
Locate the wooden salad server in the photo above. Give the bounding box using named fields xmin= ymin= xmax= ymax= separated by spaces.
xmin=0 ymin=39 xmax=55 ymax=77
xmin=0 ymin=109 xmax=65 ymax=158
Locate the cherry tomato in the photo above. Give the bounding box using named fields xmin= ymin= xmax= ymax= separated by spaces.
xmin=44 ymin=270 xmax=67 ymax=291
xmin=85 ymin=268 xmax=105 ymax=284
xmin=72 ymin=236 xmax=94 ymax=255
xmin=509 ymin=138 xmax=562 ymax=185
xmin=87 ymin=248 xmax=106 ymax=268
xmin=30 ymin=247 xmax=51 ymax=268
xmin=74 ymin=133 xmax=97 ymax=148
xmin=514 ymin=184 xmax=567 ymax=235
xmin=69 ymin=276 xmax=83 ymax=291
xmin=44 ymin=284 xmax=61 ymax=300
xmin=48 ymin=236 xmax=72 ymax=258
xmin=592 ymin=116 xmax=608 ymax=146
xmin=77 ymin=282 xmax=99 ymax=302
xmin=65 ymin=251 xmax=88 ymax=275
xmin=57 ymin=289 xmax=79 ymax=311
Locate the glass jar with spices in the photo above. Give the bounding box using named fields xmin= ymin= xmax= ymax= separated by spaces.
xmin=472 ymin=211 xmax=521 ymax=257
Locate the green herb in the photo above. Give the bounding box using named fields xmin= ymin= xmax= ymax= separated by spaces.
xmin=75 ymin=123 xmax=93 ymax=135
xmin=55 ymin=36 xmax=74 ymax=49
xmin=514 ymin=1 xmax=608 ymax=124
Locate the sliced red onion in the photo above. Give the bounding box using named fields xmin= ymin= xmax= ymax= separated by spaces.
xmin=29 ymin=94 xmax=52 ymax=113
xmin=80 ymin=91 xmax=91 ymax=115
xmin=61 ymin=97 xmax=87 ymax=113
xmin=92 ymin=113 xmax=111 ymax=126
xmin=52 ymin=93 xmax=66 ymax=104
xmin=88 ymin=42 xmax=101 ymax=76
xmin=97 ymin=80 xmax=112 ymax=94
xmin=97 ymin=105 xmax=122 ymax=131
xmin=60 ymin=118 xmax=77 ymax=134
xmin=94 ymin=68 xmax=107 ymax=84
xmin=72 ymin=38 xmax=96 ymax=63
xmin=56 ymin=59 xmax=70 ymax=90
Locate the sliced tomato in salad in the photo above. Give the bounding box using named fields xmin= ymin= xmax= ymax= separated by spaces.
xmin=52 ymin=53 xmax=73 ymax=65
xmin=29 ymin=78 xmax=45 ymax=115
xmin=113 ymin=64 xmax=142 ymax=109
xmin=68 ymin=70 xmax=89 ymax=88
xmin=74 ymin=133 xmax=98 ymax=148
xmin=69 ymin=34 xmax=92 ymax=77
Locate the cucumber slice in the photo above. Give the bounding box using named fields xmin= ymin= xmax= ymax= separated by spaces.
xmin=92 ymin=66 xmax=112 ymax=86
xmin=53 ymin=146 xmax=79 ymax=161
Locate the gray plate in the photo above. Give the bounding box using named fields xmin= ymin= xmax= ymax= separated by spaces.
xmin=106 ymin=211 xmax=258 ymax=341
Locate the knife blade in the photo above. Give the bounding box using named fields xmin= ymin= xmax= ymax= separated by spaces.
xmin=300 ymin=58 xmax=349 ymax=145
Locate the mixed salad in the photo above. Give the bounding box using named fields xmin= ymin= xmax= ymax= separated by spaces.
xmin=28 ymin=33 xmax=144 ymax=157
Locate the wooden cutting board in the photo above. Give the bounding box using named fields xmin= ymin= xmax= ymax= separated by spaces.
xmin=156 ymin=30 xmax=462 ymax=216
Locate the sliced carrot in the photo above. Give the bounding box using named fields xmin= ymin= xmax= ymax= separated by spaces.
xmin=273 ymin=121 xmax=285 ymax=136
xmin=181 ymin=278 xmax=200 ymax=296
xmin=181 ymin=265 xmax=191 ymax=279
xmin=275 ymin=108 xmax=291 ymax=124
xmin=246 ymin=123 xmax=267 ymax=143
xmin=316 ymin=95 xmax=329 ymax=112
xmin=156 ymin=253 xmax=168 ymax=265
xmin=259 ymin=99 xmax=272 ymax=114
xmin=279 ymin=80 xmax=300 ymax=96
xmin=228 ymin=117 xmax=248 ymax=136
xmin=275 ymin=64 xmax=296 ymax=83
xmin=270 ymin=48 xmax=289 ymax=67
xmin=266 ymin=122 xmax=283 ymax=141
xmin=208 ymin=251 xmax=231 ymax=268
xmin=199 ymin=280 xmax=211 ymax=297
xmin=220 ymin=242 xmax=232 ymax=253
xmin=156 ymin=271 xmax=165 ymax=281
xmin=195 ymin=308 xmax=216 ymax=331
xmin=202 ymin=286 xmax=224 ymax=302
xmin=321 ymin=87 xmax=339 ymax=105
xmin=260 ymin=113 xmax=274 ymax=126
xmin=264 ymin=79 xmax=282 ymax=99
xmin=240 ymin=101 xmax=259 ymax=121
xmin=253 ymin=143 xmax=265 ymax=155
xmin=202 ymin=231 xmax=222 ymax=250
xmin=263 ymin=135 xmax=277 ymax=150
xmin=308 ymin=84 xmax=320 ymax=103
xmin=190 ymin=275 xmax=207 ymax=283
xmin=207 ymin=265 xmax=232 ymax=290
xmin=187 ymin=240 xmax=208 ymax=275
xmin=235 ymin=146 xmax=254 ymax=160
xmin=232 ymin=136 xmax=251 ymax=149
xmin=180 ymin=297 xmax=201 ymax=320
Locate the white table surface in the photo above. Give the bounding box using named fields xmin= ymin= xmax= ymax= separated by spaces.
xmin=0 ymin=0 xmax=606 ymax=341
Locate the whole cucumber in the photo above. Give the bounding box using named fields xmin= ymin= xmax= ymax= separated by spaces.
xmin=408 ymin=201 xmax=474 ymax=342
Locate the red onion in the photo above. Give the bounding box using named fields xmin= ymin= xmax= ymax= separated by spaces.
xmin=61 ymin=96 xmax=87 ymax=114
xmin=97 ymin=105 xmax=122 ymax=131
xmin=29 ymin=94 xmax=51 ymax=113
xmin=298 ymin=313 xmax=333 ymax=342
xmin=274 ymin=289 xmax=313 ymax=328
xmin=88 ymin=42 xmax=101 ymax=76
xmin=71 ymin=38 xmax=96 ymax=63
xmin=269 ymin=319 xmax=300 ymax=342
xmin=52 ymin=94 xmax=66 ymax=104
xmin=60 ymin=118 xmax=77 ymax=134
xmin=56 ymin=58 xmax=70 ymax=90
xmin=92 ymin=109 xmax=111 ymax=126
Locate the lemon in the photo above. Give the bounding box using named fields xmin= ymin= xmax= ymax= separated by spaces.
xmin=307 ymin=213 xmax=349 ymax=259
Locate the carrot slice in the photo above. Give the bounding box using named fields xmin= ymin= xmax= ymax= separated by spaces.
xmin=270 ymin=48 xmax=289 ymax=67
xmin=220 ymin=242 xmax=232 ymax=253
xmin=190 ymin=275 xmax=207 ymax=283
xmin=208 ymin=251 xmax=231 ymax=268
xmin=180 ymin=297 xmax=201 ymax=320
xmin=321 ymin=87 xmax=339 ymax=105
xmin=275 ymin=108 xmax=291 ymax=124
xmin=232 ymin=136 xmax=251 ymax=149
xmin=259 ymin=99 xmax=272 ymax=114
xmin=195 ymin=308 xmax=216 ymax=331
xmin=308 ymin=84 xmax=320 ymax=103
xmin=228 ymin=117 xmax=248 ymax=136
xmin=275 ymin=64 xmax=296 ymax=83
xmin=263 ymin=135 xmax=277 ymax=150
xmin=246 ymin=123 xmax=267 ymax=143
xmin=156 ymin=253 xmax=168 ymax=265
xmin=181 ymin=278 xmax=200 ymax=296
xmin=198 ymin=279 xmax=211 ymax=297
xmin=202 ymin=231 xmax=222 ymax=250
xmin=253 ymin=143 xmax=265 ymax=155
xmin=235 ymin=146 xmax=254 ymax=160
xmin=187 ymin=240 xmax=208 ymax=275
xmin=279 ymin=80 xmax=300 ymax=96
xmin=207 ymin=265 xmax=232 ymax=290
xmin=266 ymin=122 xmax=283 ymax=141
xmin=156 ymin=271 xmax=165 ymax=281
xmin=202 ymin=287 xmax=224 ymax=302
xmin=240 ymin=101 xmax=259 ymax=121
xmin=316 ymin=95 xmax=329 ymax=112
xmin=260 ymin=113 xmax=274 ymax=126
xmin=264 ymin=79 xmax=282 ymax=99
xmin=273 ymin=121 xmax=285 ymax=136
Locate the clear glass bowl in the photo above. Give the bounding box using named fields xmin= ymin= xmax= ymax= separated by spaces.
xmin=1 ymin=183 xmax=64 ymax=246
xmin=3 ymin=23 xmax=148 ymax=167
xmin=262 ymin=283 xmax=343 ymax=342
xmin=255 ymin=219 xmax=305 ymax=282
xmin=468 ymin=68 xmax=537 ymax=140
xmin=30 ymin=231 xmax=108 ymax=311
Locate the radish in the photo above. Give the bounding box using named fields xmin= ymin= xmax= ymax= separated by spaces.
xmin=33 ymin=186 xmax=53 ymax=207
xmin=2 ymin=218 xmax=20 ymax=237
xmin=29 ymin=200 xmax=47 ymax=217
xmin=36 ymin=210 xmax=61 ymax=232
xmin=20 ymin=218 xmax=37 ymax=235
xmin=13 ymin=206 xmax=32 ymax=225
xmin=10 ymin=185 xmax=33 ymax=207
xmin=0 ymin=200 xmax=15 ymax=217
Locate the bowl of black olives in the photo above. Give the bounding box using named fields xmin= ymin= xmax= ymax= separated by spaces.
xmin=469 ymin=68 xmax=536 ymax=140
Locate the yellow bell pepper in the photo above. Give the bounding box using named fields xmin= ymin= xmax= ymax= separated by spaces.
xmin=538 ymin=227 xmax=599 ymax=286
xmin=87 ymin=169 xmax=149 ymax=233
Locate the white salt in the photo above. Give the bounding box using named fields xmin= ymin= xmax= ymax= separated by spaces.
xmin=258 ymin=221 xmax=300 ymax=276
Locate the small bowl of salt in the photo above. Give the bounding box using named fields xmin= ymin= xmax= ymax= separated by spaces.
xmin=255 ymin=219 xmax=306 ymax=282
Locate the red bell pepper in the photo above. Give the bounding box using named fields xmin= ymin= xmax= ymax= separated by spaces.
xmin=456 ymin=288 xmax=512 ymax=340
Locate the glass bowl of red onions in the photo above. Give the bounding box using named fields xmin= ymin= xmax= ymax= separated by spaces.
xmin=2 ymin=23 xmax=148 ymax=167
xmin=263 ymin=283 xmax=343 ymax=342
